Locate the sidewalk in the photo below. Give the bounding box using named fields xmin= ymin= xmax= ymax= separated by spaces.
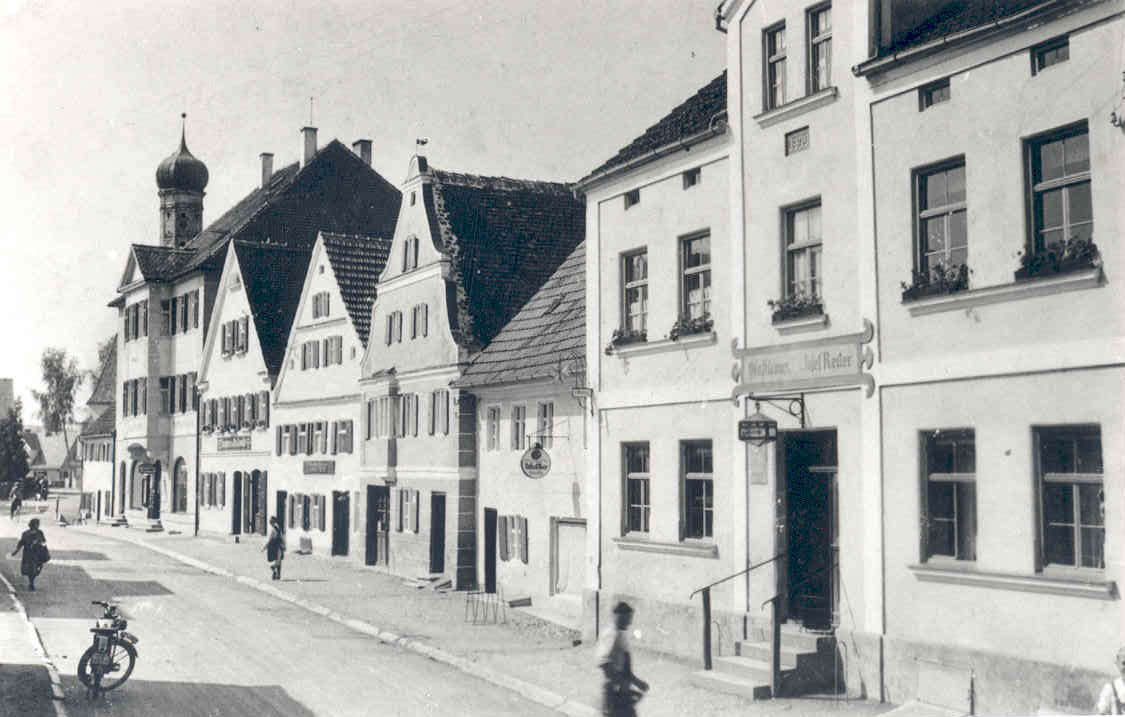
xmin=77 ymin=523 xmax=889 ymax=717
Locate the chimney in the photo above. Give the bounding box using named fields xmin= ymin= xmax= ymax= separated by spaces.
xmin=301 ymin=126 xmax=318 ymax=165
xmin=352 ymin=139 xmax=372 ymax=166
xmin=259 ymin=152 xmax=274 ymax=189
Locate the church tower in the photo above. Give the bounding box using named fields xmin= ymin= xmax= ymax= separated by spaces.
xmin=155 ymin=114 xmax=209 ymax=248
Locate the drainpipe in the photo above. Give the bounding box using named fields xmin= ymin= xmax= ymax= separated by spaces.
xmin=194 ymin=385 xmax=201 ymax=537
xmin=110 ymin=430 xmax=117 ymax=520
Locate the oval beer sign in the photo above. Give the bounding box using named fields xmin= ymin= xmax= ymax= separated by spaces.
xmin=520 ymin=443 xmax=551 ymax=479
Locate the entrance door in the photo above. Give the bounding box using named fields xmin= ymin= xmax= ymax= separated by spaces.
xmin=429 ymin=493 xmax=446 ymax=574
xmin=276 ymin=490 xmax=288 ymax=534
xmin=231 ymin=473 xmax=242 ymax=535
xmin=332 ymin=491 xmax=350 ymax=556
xmin=365 ymin=485 xmax=390 ymax=566
xmin=552 ymin=519 xmax=586 ymax=597
xmin=483 ymin=508 xmax=498 ymax=593
xmin=781 ymin=431 xmax=838 ymax=630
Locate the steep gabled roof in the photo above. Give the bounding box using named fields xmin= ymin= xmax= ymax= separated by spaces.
xmin=87 ymin=349 xmax=116 ymax=409
xmin=23 ymin=429 xmax=75 ymax=470
xmin=321 ymin=232 xmax=393 ymax=348
xmin=881 ymin=0 xmax=1045 ymax=54
xmin=80 ymin=406 xmax=115 ymax=438
xmin=123 ymin=245 xmax=197 ymax=286
xmin=428 ymin=169 xmax=585 ymax=351
xmin=232 ymin=241 xmax=313 ymax=378
xmin=457 ymin=241 xmax=585 ymax=388
xmin=583 ymin=71 xmax=727 ymax=181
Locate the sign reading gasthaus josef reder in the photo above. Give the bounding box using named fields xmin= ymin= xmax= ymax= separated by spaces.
xmin=731 ymin=319 xmax=876 ymax=398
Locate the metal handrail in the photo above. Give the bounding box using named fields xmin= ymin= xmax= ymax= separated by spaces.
xmin=761 ymin=558 xmax=838 ymax=611
xmin=689 ymin=552 xmax=786 ymax=599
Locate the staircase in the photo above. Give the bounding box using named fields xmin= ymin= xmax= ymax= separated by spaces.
xmin=689 ymin=624 xmax=838 ymax=700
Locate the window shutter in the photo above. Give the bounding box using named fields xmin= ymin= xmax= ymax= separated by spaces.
xmin=319 ymin=421 xmax=328 ymax=454
xmin=395 ymin=489 xmax=403 ymax=532
xmin=140 ymin=378 xmax=147 ymax=414
xmin=192 ymin=290 xmax=199 ymax=328
xmin=239 ymin=317 xmax=249 ymax=352
xmin=520 ymin=516 xmax=529 ymax=564
xmin=199 ymin=476 xmax=206 ymax=506
xmin=498 ymin=515 xmax=510 ymax=561
xmin=275 ymin=425 xmax=283 ymax=456
xmin=218 ymin=473 xmax=226 ymax=507
xmin=287 ymin=426 xmax=296 ymax=455
xmin=411 ymin=490 xmax=420 ymax=534
xmin=421 ymin=304 xmax=428 ymax=337
xmin=288 ymin=495 xmax=295 ymax=529
xmin=386 ymin=316 xmax=393 ymax=345
xmin=330 ymin=421 xmax=338 ymax=455
xmin=344 ymin=420 xmax=353 ymax=453
xmin=258 ymin=391 xmax=269 ymax=427
xmin=318 ymin=495 xmax=327 ymax=531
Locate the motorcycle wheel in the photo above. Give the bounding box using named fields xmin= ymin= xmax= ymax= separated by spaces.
xmin=77 ymin=640 xmax=137 ymax=691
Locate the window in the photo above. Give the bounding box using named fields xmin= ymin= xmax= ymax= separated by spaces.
xmin=161 ymin=300 xmax=172 ymax=336
xmin=511 ymin=405 xmax=527 ymax=450
xmin=159 ymin=377 xmax=172 ymax=415
xmin=170 ymin=296 xmax=179 ymax=334
xmin=1032 ymin=36 xmax=1069 ymax=74
xmin=312 ymin=292 xmax=330 ymax=319
xmin=486 ymin=407 xmax=500 ymax=452
xmin=190 ymin=291 xmax=198 ymax=329
xmin=1037 ymin=426 xmax=1103 ymax=570
xmin=682 ymin=441 xmax=714 ymax=540
xmin=807 ymin=4 xmax=831 ymax=93
xmin=623 ymin=444 xmax=650 ymax=534
xmin=623 ymin=189 xmax=639 ymax=210
xmin=681 ymin=233 xmax=711 ymax=320
xmin=764 ymin=23 xmax=786 ymax=109
xmin=919 ymin=78 xmax=950 ymax=111
xmin=682 ymin=168 xmax=701 ymax=189
xmin=400 ymin=394 xmax=419 ymax=437
xmin=536 ymin=402 xmax=554 ymax=449
xmin=622 ymin=250 xmax=648 ymax=334
xmin=178 ymin=375 xmax=188 ymax=413
xmin=916 ymin=161 xmax=967 ymax=275
xmin=1027 ymin=124 xmax=1091 ymax=254
xmin=402 ymin=236 xmax=419 ymax=272
xmin=784 ymin=202 xmax=822 ymax=300
xmin=236 ymin=317 xmax=249 ymax=353
xmin=411 ymin=304 xmax=429 ymax=339
xmin=921 ymin=429 xmax=976 ymax=561
xmin=429 ymin=389 xmax=449 ymax=436
xmin=174 ymin=461 xmax=188 ymax=513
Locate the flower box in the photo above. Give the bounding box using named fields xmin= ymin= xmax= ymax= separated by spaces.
xmin=901 ymin=264 xmax=970 ymax=303
xmin=1015 ymin=237 xmax=1100 ymax=281
xmin=605 ymin=328 xmax=647 ymax=355
xmin=667 ymin=314 xmax=713 ymax=341
xmin=768 ymin=296 xmax=823 ymax=324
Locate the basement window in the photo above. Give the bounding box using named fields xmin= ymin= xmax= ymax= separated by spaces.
xmin=919 ymin=79 xmax=950 ymax=111
xmin=1032 ymin=36 xmax=1069 ymax=75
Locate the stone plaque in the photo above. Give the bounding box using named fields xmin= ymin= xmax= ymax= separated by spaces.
xmin=217 ymin=435 xmax=251 ymax=451
xmin=303 ymin=460 xmax=336 ymax=475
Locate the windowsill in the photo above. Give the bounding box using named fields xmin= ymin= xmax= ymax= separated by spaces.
xmin=613 ymin=535 xmax=719 ymax=559
xmin=909 ymin=562 xmax=1117 ymax=599
xmin=903 ymin=267 xmax=1102 ymax=316
xmin=773 ymin=312 xmax=829 ymax=334
xmin=753 ymin=87 xmax=839 ymax=128
xmin=612 ymin=331 xmax=717 ymax=358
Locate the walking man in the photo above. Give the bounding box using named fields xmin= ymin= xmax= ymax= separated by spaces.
xmin=597 ymin=601 xmax=649 ymax=717
xmin=9 ymin=492 xmax=22 ymax=521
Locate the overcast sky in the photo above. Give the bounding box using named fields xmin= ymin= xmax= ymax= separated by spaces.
xmin=0 ymin=0 xmax=724 ymax=422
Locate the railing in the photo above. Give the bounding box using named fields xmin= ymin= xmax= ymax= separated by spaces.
xmin=760 ymin=558 xmax=838 ymax=698
xmin=689 ymin=553 xmax=785 ymax=671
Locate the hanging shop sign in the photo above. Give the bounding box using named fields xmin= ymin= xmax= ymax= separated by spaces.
xmin=520 ymin=444 xmax=551 ymax=479
xmin=303 ymin=460 xmax=336 ymax=476
xmin=731 ymin=319 xmax=876 ymax=399
xmin=217 ymin=435 xmax=252 ymax=452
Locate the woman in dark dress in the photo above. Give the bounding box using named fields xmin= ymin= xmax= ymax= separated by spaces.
xmin=262 ymin=516 xmax=285 ymax=581
xmin=11 ymin=518 xmax=46 ymax=590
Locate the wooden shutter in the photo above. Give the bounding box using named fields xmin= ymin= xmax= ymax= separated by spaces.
xmin=319 ymin=421 xmax=328 ymax=454
xmin=239 ymin=317 xmax=249 ymax=352
xmin=396 ymin=489 xmax=403 ymax=532
xmin=520 ymin=517 xmax=529 ymax=564
xmin=258 ymin=391 xmax=269 ymax=427
xmin=411 ymin=490 xmax=420 ymax=533
xmin=498 ymin=515 xmax=510 ymax=561
xmin=318 ymin=495 xmax=327 ymax=531
xmin=218 ymin=473 xmax=226 ymax=507
xmin=199 ymin=475 xmax=206 ymax=506
xmin=191 ymin=290 xmax=199 ymax=328
xmin=276 ymin=425 xmax=283 ymax=456
xmin=288 ymin=495 xmax=295 ymax=529
xmin=288 ymin=425 xmax=298 ymax=455
xmin=344 ymin=420 xmax=353 ymax=453
xmin=330 ymin=421 xmax=338 ymax=455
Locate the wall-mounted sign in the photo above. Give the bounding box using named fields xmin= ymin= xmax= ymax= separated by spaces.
xmin=520 ymin=444 xmax=551 ymax=479
xmin=303 ymin=460 xmax=336 ymax=475
xmin=137 ymin=462 xmax=156 ymax=476
xmin=218 ymin=435 xmax=251 ymax=452
xmin=731 ymin=319 xmax=876 ymax=399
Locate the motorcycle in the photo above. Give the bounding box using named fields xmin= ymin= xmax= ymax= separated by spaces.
xmin=77 ymin=600 xmax=139 ymax=697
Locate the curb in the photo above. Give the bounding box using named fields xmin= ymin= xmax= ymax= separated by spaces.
xmin=77 ymin=527 xmax=600 ymax=717
xmin=0 ymin=571 xmax=69 ymax=717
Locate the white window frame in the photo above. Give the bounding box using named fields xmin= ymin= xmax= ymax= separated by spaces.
xmin=807 ymin=4 xmax=831 ymax=93
xmin=764 ymin=22 xmax=786 ymax=110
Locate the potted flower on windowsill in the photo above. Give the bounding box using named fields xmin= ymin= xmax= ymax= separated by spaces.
xmin=667 ymin=313 xmax=713 ymax=341
xmin=1015 ymin=236 xmax=1100 ymax=281
xmin=768 ymin=294 xmax=823 ymax=324
xmin=901 ymin=263 xmax=970 ymax=302
xmin=604 ymin=328 xmax=647 ymax=355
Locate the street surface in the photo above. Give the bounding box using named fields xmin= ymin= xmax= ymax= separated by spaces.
xmin=0 ymin=516 xmax=556 ymax=717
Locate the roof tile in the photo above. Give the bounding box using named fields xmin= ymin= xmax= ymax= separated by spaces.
xmin=320 ymin=232 xmax=393 ymax=347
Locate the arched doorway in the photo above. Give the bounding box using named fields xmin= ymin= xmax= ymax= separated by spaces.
xmin=172 ymin=458 xmax=188 ymax=513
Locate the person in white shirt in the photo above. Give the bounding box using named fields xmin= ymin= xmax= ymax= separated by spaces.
xmin=596 ymin=601 xmax=648 ymax=717
xmin=1096 ymin=646 xmax=1125 ymax=715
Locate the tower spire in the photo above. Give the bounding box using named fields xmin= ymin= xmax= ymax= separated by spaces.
xmin=180 ymin=112 xmax=187 ymax=150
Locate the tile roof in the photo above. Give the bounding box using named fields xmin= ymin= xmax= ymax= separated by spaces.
xmin=584 ymin=71 xmax=727 ymax=180
xmin=23 ymin=429 xmax=76 ymax=469
xmin=232 ymin=241 xmax=313 ymax=378
xmin=881 ymin=0 xmax=1047 ymax=54
xmin=428 ymin=169 xmax=585 ymax=351
xmin=320 ymin=232 xmax=393 ymax=348
xmin=86 ymin=348 xmax=116 ymax=408
xmin=80 ymin=406 xmax=115 ymax=438
xmin=457 ymin=241 xmax=585 ymax=388
xmin=127 ymin=245 xmax=197 ymax=284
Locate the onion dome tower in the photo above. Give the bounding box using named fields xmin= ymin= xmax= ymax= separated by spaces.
xmin=155 ymin=113 xmax=209 ymax=247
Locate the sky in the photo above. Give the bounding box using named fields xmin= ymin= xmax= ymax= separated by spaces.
xmin=0 ymin=0 xmax=725 ymax=423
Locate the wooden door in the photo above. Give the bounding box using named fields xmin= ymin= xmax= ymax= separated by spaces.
xmin=483 ymin=508 xmax=497 ymax=593
xmin=332 ymin=491 xmax=350 ymax=556
xmin=429 ymin=493 xmax=446 ymax=574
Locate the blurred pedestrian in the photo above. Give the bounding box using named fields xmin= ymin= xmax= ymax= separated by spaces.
xmin=10 ymin=518 xmax=48 ymax=591
xmin=597 ymin=601 xmax=648 ymax=716
xmin=1096 ymin=646 xmax=1125 ymax=714
xmin=9 ymin=492 xmax=22 ymax=521
xmin=263 ymin=516 xmax=285 ymax=581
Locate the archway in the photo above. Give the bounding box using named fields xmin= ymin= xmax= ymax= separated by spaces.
xmin=172 ymin=458 xmax=188 ymax=513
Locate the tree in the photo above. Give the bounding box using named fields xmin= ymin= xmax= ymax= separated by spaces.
xmin=31 ymin=348 xmax=83 ymax=459
xmin=0 ymin=400 xmax=29 ymax=490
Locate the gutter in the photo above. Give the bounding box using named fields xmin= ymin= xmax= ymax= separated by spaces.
xmin=574 ymin=117 xmax=728 ymax=193
xmin=852 ymin=0 xmax=1082 ymax=77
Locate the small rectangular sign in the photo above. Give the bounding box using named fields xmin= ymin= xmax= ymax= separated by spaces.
xmin=217 ymin=435 xmax=251 ymax=452
xmin=303 ymin=460 xmax=336 ymax=475
xmin=737 ymin=419 xmax=758 ymax=442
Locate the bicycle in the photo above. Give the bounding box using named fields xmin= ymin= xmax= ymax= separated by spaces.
xmin=77 ymin=600 xmax=139 ymax=698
